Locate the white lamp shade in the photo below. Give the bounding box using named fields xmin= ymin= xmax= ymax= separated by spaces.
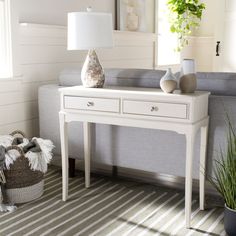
xmin=67 ymin=11 xmax=114 ymax=50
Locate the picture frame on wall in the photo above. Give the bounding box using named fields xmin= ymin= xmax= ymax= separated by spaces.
xmin=116 ymin=0 xmax=155 ymax=33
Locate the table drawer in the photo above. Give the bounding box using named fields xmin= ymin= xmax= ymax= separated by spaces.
xmin=123 ymin=100 xmax=188 ymax=119
xmin=64 ymin=96 xmax=120 ymax=113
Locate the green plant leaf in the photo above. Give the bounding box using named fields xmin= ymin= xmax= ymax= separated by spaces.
xmin=167 ymin=0 xmax=205 ymax=50
xmin=208 ymin=112 xmax=236 ymax=210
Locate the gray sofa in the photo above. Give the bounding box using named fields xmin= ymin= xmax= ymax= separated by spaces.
xmin=38 ymin=69 xmax=236 ymax=179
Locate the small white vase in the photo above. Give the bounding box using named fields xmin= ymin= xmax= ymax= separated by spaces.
xmin=160 ymin=68 xmax=177 ymax=93
xmin=181 ymin=58 xmax=196 ymax=75
xmin=179 ymin=59 xmax=197 ymax=93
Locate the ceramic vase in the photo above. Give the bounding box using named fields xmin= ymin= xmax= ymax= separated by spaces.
xmin=126 ymin=6 xmax=139 ymax=31
xmin=179 ymin=59 xmax=197 ymax=93
xmin=160 ymin=68 xmax=177 ymax=93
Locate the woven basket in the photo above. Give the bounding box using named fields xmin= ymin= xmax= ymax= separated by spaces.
xmin=4 ymin=131 xmax=44 ymax=203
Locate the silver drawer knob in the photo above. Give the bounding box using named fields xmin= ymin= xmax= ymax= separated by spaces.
xmin=151 ymin=106 xmax=158 ymax=112
xmin=87 ymin=101 xmax=94 ymax=107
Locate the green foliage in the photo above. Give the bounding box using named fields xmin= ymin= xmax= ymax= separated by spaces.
xmin=208 ymin=114 xmax=236 ymax=210
xmin=167 ymin=0 xmax=205 ymax=51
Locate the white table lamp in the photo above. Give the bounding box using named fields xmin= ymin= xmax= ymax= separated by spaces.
xmin=67 ymin=8 xmax=113 ymax=88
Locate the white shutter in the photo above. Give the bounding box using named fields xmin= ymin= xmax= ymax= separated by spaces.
xmin=0 ymin=0 xmax=12 ymax=78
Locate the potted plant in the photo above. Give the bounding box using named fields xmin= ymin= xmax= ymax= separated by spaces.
xmin=208 ymin=115 xmax=236 ymax=236
xmin=167 ymin=0 xmax=205 ymax=51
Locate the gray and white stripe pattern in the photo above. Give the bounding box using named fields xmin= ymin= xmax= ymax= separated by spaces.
xmin=0 ymin=168 xmax=225 ymax=236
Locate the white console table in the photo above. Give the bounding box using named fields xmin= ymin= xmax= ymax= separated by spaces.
xmin=59 ymin=86 xmax=210 ymax=228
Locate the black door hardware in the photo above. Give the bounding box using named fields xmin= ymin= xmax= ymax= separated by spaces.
xmin=216 ymin=41 xmax=220 ymax=56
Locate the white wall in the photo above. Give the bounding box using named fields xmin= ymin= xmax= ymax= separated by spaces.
xmin=182 ymin=0 xmax=218 ymax=71
xmin=11 ymin=0 xmax=115 ymax=27
xmin=193 ymin=0 xmax=217 ymax=37
xmin=0 ymin=21 xmax=155 ymax=137
xmin=214 ymin=0 xmax=236 ymax=72
xmin=0 ymin=0 xmax=156 ymax=137
xmin=183 ymin=0 xmax=236 ymax=72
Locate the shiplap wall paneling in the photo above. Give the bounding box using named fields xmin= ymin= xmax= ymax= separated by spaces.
xmin=20 ymin=44 xmax=154 ymax=64
xmin=0 ymin=23 xmax=156 ymax=137
xmin=19 ymin=24 xmax=156 ymax=70
xmin=0 ymin=101 xmax=38 ymax=126
xmin=0 ymin=119 xmax=39 ymax=138
xmin=0 ymin=79 xmax=22 ymax=93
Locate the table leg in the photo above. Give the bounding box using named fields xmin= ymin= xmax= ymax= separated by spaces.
xmin=185 ymin=132 xmax=195 ymax=228
xmin=199 ymin=123 xmax=209 ymax=210
xmin=59 ymin=112 xmax=68 ymax=201
xmin=83 ymin=122 xmax=91 ymax=188
xmin=69 ymin=158 xmax=75 ymax=178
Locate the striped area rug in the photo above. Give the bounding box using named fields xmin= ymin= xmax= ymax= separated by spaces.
xmin=0 ymin=168 xmax=225 ymax=236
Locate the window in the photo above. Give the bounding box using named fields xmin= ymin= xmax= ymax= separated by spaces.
xmin=0 ymin=0 xmax=12 ymax=78
xmin=157 ymin=0 xmax=180 ymax=66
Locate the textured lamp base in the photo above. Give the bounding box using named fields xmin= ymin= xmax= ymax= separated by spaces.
xmin=81 ymin=49 xmax=105 ymax=88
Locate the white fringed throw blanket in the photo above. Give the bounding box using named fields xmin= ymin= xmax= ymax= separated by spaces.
xmin=0 ymin=135 xmax=54 ymax=212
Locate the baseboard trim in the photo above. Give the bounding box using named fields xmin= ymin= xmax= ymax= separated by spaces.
xmin=51 ymin=157 xmax=219 ymax=196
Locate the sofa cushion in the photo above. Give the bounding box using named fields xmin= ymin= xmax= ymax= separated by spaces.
xmin=59 ymin=68 xmax=236 ymax=96
xmin=59 ymin=68 xmax=166 ymax=88
xmin=196 ymin=72 xmax=236 ymax=96
xmin=59 ymin=69 xmax=82 ymax=86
